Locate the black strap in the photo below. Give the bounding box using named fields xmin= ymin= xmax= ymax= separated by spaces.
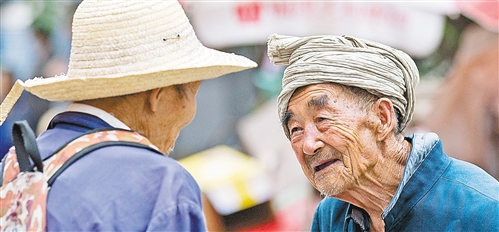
xmin=46 ymin=140 xmax=162 ymax=187
xmin=11 ymin=121 xmax=43 ymax=172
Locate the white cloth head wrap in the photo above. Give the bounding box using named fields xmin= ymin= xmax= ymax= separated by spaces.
xmin=267 ymin=34 xmax=420 ymax=138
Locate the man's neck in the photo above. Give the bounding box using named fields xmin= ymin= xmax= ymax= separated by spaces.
xmin=337 ymin=136 xmax=411 ymax=231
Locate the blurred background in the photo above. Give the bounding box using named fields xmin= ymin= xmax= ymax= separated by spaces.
xmin=1 ymin=1 xmax=497 ymax=231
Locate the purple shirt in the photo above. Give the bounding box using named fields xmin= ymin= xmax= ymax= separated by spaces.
xmin=37 ymin=111 xmax=206 ymax=231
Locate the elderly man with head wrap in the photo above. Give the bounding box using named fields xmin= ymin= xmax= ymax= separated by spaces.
xmin=0 ymin=1 xmax=256 ymax=231
xmin=267 ymin=34 xmax=499 ymax=231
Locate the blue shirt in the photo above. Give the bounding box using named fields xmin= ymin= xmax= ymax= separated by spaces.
xmin=38 ymin=111 xmax=206 ymax=231
xmin=311 ymin=133 xmax=499 ymax=231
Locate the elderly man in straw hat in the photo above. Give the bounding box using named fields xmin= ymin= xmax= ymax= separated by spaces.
xmin=267 ymin=34 xmax=499 ymax=231
xmin=0 ymin=1 xmax=256 ymax=231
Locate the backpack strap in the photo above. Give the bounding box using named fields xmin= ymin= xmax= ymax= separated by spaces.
xmin=1 ymin=127 xmax=163 ymax=188
xmin=11 ymin=121 xmax=43 ymax=172
xmin=0 ymin=120 xmax=44 ymax=186
xmin=43 ymin=128 xmax=163 ymax=187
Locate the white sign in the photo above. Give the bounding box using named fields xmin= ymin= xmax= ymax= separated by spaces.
xmin=183 ymin=1 xmax=458 ymax=58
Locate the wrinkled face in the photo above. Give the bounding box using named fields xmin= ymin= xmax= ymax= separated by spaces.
xmin=154 ymin=81 xmax=202 ymax=154
xmin=286 ymin=83 xmax=379 ymax=197
xmin=174 ymin=81 xmax=202 ymax=127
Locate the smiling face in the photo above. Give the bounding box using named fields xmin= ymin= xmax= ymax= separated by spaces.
xmin=286 ymin=83 xmax=380 ymax=197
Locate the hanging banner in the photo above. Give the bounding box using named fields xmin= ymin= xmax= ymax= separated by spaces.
xmin=182 ymin=1 xmax=458 ymax=58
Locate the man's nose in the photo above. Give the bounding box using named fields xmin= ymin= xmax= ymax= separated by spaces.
xmin=302 ymin=125 xmax=324 ymax=155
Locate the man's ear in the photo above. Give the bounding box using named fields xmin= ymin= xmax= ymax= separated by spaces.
xmin=148 ymin=88 xmax=163 ymax=112
xmin=375 ymin=98 xmax=396 ymax=141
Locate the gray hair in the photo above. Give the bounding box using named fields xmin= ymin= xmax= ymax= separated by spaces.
xmin=267 ymin=34 xmax=420 ymax=139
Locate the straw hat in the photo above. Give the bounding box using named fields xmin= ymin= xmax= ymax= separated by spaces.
xmin=0 ymin=0 xmax=257 ymax=125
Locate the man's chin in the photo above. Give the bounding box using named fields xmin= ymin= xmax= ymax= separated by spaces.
xmin=165 ymin=138 xmax=177 ymax=155
xmin=159 ymin=143 xmax=174 ymax=156
xmin=314 ymin=179 xmax=346 ymax=197
xmin=165 ymin=146 xmax=174 ymax=156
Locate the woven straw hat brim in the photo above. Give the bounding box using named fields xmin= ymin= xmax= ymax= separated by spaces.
xmin=22 ymin=47 xmax=256 ymax=102
xmin=0 ymin=0 xmax=257 ymax=125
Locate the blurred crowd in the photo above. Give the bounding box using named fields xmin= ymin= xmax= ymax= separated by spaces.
xmin=1 ymin=1 xmax=75 ymax=155
xmin=0 ymin=1 xmax=497 ymax=231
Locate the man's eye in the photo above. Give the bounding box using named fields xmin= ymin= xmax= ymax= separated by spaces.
xmin=317 ymin=117 xmax=327 ymax=122
xmin=290 ymin=127 xmax=302 ymax=134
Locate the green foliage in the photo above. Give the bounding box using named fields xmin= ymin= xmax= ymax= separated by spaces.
xmin=31 ymin=1 xmax=58 ymax=36
xmin=414 ymin=15 xmax=474 ymax=79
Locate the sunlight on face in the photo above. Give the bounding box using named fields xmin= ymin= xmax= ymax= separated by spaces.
xmin=286 ymin=83 xmax=378 ymax=197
